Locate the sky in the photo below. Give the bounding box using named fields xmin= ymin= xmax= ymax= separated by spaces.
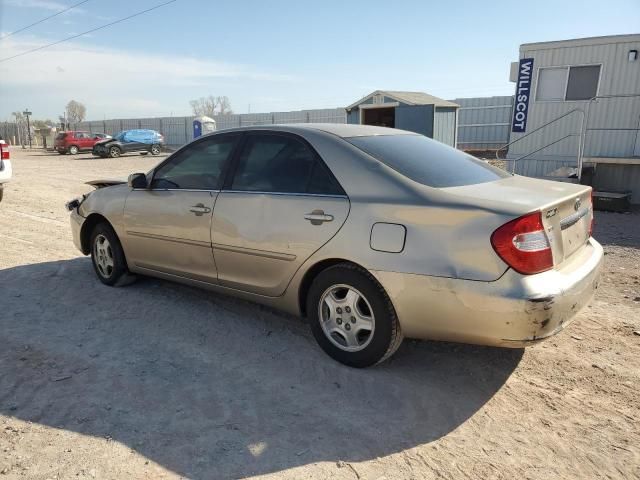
xmin=0 ymin=0 xmax=638 ymax=122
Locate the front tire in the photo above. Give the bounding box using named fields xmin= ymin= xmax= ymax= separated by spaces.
xmin=109 ymin=146 xmax=121 ymax=158
xmin=307 ymin=263 xmax=403 ymax=368
xmin=90 ymin=223 xmax=128 ymax=286
xmin=68 ymin=145 xmax=79 ymax=155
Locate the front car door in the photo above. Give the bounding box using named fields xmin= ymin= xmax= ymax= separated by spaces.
xmin=122 ymin=133 xmax=240 ymax=283
xmin=211 ymin=132 xmax=349 ymax=296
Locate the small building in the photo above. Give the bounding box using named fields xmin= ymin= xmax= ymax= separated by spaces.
xmin=345 ymin=90 xmax=459 ymax=147
xmin=506 ymin=34 xmax=640 ymax=202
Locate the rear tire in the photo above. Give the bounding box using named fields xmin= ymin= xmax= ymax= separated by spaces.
xmin=109 ymin=146 xmax=121 ymax=158
xmin=150 ymin=144 xmax=161 ymax=155
xmin=306 ymin=263 xmax=403 ymax=368
xmin=69 ymin=145 xmax=79 ymax=155
xmin=90 ymin=223 xmax=128 ymax=286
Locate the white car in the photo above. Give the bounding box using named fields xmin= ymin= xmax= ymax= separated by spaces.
xmin=0 ymin=140 xmax=11 ymax=202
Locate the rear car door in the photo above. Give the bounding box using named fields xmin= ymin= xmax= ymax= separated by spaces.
xmin=123 ymin=133 xmax=240 ymax=282
xmin=211 ymin=131 xmax=349 ymax=296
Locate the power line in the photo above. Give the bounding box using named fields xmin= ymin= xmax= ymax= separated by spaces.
xmin=0 ymin=0 xmax=177 ymax=63
xmin=0 ymin=0 xmax=91 ymax=40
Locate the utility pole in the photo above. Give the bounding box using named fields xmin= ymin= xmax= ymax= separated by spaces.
xmin=13 ymin=112 xmax=22 ymax=146
xmin=23 ymin=109 xmax=32 ymax=148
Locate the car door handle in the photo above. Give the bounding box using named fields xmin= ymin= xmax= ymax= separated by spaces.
xmin=304 ymin=210 xmax=334 ymax=225
xmin=189 ymin=203 xmax=212 ymax=216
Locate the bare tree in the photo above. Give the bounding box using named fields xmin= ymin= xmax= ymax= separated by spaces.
xmin=66 ymin=100 xmax=86 ymax=124
xmin=189 ymin=95 xmax=233 ymax=117
xmin=216 ymin=96 xmax=233 ymax=115
xmin=190 ymin=96 xmax=217 ymax=117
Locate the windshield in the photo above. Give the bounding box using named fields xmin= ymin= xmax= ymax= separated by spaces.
xmin=114 ymin=132 xmax=126 ymax=141
xmin=347 ymin=134 xmax=510 ymax=188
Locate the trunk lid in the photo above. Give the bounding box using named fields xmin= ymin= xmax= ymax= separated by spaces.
xmin=442 ymin=175 xmax=593 ymax=267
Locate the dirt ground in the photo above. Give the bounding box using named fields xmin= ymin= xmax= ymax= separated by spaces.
xmin=0 ymin=149 xmax=638 ymax=480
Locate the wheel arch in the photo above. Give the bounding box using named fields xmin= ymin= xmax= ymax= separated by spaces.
xmin=80 ymin=213 xmax=114 ymax=255
xmin=298 ymin=258 xmax=368 ymax=317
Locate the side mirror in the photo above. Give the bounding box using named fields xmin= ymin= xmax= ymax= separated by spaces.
xmin=128 ymin=173 xmax=148 ymax=189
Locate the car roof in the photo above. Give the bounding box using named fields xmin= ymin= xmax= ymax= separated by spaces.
xmin=216 ymin=123 xmax=417 ymax=138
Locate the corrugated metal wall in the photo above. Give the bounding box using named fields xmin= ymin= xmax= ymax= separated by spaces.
xmin=72 ymin=108 xmax=346 ymax=146
xmin=508 ymin=36 xmax=640 ymax=177
xmin=451 ymin=96 xmax=513 ymax=150
xmin=21 ymin=96 xmax=512 ymax=151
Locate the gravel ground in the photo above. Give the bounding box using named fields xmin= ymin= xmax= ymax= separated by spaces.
xmin=0 ymin=149 xmax=638 ymax=480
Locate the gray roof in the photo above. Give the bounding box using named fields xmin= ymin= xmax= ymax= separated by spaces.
xmin=347 ymin=90 xmax=459 ymax=110
xmin=214 ymin=123 xmax=415 ymax=138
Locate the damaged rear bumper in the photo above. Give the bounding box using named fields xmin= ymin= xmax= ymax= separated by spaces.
xmin=371 ymin=238 xmax=603 ymax=347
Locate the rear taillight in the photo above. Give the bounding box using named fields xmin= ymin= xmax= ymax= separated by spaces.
xmin=491 ymin=211 xmax=553 ymax=275
xmin=0 ymin=145 xmax=8 ymax=160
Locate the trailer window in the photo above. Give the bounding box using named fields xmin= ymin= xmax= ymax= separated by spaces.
xmin=536 ymin=65 xmax=600 ymax=102
xmin=566 ymin=65 xmax=600 ymax=101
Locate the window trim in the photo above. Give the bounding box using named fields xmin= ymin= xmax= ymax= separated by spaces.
xmin=221 ymin=130 xmax=346 ymax=197
xmin=148 ymin=132 xmax=242 ymax=192
xmin=534 ymin=63 xmax=603 ymax=103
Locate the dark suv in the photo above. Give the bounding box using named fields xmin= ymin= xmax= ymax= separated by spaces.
xmin=92 ymin=129 xmax=164 ymax=158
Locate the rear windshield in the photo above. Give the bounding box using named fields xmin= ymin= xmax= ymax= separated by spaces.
xmin=347 ymin=134 xmax=510 ymax=188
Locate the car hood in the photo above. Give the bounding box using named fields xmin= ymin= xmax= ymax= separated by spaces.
xmin=86 ymin=179 xmax=126 ymax=189
xmin=94 ymin=139 xmax=115 ymax=146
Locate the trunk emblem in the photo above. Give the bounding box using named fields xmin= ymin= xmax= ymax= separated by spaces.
xmin=574 ymin=198 xmax=582 ymax=211
xmin=546 ymin=208 xmax=558 ymax=219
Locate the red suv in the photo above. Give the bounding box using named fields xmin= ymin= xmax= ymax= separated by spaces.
xmin=55 ymin=131 xmax=105 ymax=155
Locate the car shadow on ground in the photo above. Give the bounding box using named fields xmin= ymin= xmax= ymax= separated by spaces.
xmin=0 ymin=258 xmax=523 ymax=479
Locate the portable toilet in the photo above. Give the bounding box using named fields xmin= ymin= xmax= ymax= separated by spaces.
xmin=193 ymin=116 xmax=217 ymax=138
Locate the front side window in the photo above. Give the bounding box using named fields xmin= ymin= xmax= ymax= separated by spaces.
xmin=347 ymin=134 xmax=509 ymax=188
xmin=151 ymin=135 xmax=239 ymax=190
xmin=230 ymin=134 xmax=343 ymax=195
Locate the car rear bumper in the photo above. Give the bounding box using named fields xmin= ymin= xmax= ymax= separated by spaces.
xmin=371 ymin=238 xmax=603 ymax=347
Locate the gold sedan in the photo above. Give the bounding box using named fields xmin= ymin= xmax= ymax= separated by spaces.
xmin=66 ymin=124 xmax=602 ymax=367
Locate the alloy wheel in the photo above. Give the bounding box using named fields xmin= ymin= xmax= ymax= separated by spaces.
xmin=93 ymin=234 xmax=114 ymax=279
xmin=318 ymin=284 xmax=375 ymax=352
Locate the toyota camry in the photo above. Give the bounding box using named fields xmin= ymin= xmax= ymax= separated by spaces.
xmin=65 ymin=124 xmax=603 ymax=367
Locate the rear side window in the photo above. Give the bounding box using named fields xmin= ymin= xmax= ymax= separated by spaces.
xmin=347 ymin=134 xmax=509 ymax=188
xmin=230 ymin=134 xmax=344 ymax=195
